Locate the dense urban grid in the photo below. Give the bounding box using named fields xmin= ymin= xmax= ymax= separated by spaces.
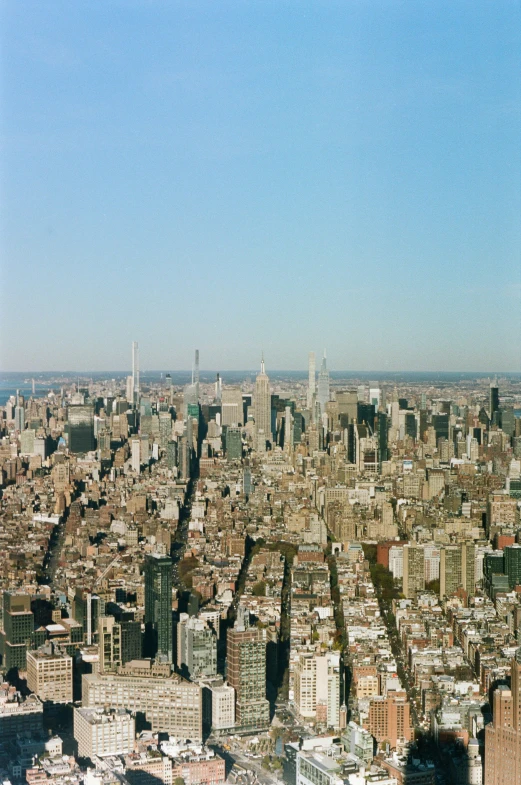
xmin=1 ymin=348 xmax=521 ymax=785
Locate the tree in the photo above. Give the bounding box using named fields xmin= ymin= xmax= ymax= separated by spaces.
xmin=252 ymin=581 xmax=266 ymax=597
xmin=174 ymin=778 xmax=185 ymax=785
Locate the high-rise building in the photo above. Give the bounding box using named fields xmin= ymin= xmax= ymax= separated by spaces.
xmin=221 ymin=387 xmax=244 ymax=426
xmin=26 ymin=643 xmax=73 ymax=704
xmin=369 ymin=388 xmax=381 ymax=408
xmin=462 ymin=542 xmax=476 ymax=596
xmin=67 ymin=405 xmax=95 ymax=453
xmin=226 ymin=621 xmax=269 ymax=728
xmin=0 ymin=592 xmax=33 ymax=671
xmin=194 ymin=349 xmax=200 ymax=401
xmin=178 ymin=434 xmax=191 ymax=480
xmin=82 ymin=662 xmax=202 ymax=740
xmin=201 ymin=678 xmax=235 ymax=732
xmin=316 ymin=351 xmax=330 ymax=415
xmin=377 ymin=412 xmax=389 ymax=466
xmin=284 ymin=406 xmax=293 ymax=452
xmin=14 ymin=393 xmax=25 ymax=433
xmin=490 ymin=379 xmax=500 ymax=421
xmin=485 ymin=649 xmax=521 ymax=784
xmin=440 ymin=546 xmax=463 ymax=599
xmin=99 ymin=616 xmax=142 ymax=672
xmin=293 ymin=651 xmax=340 ymax=728
xmin=144 ymin=554 xmax=173 ymax=663
xmin=132 ymin=341 xmax=140 ymax=405
xmin=403 ymin=545 xmax=425 ymax=600
xmin=158 ymin=412 xmax=173 ymax=448
xmin=367 ymin=691 xmax=413 ymax=750
xmin=215 ymin=373 xmax=222 ymax=403
xmin=253 ymin=357 xmax=272 ymax=448
xmin=0 ymin=688 xmax=43 ymax=741
xmin=225 ymin=427 xmax=242 ymax=461
xmin=504 ymin=545 xmax=521 ymax=590
xmin=73 ymin=590 xmax=103 ymax=645
xmin=177 ymin=615 xmax=217 ymax=680
xmin=74 ymin=707 xmax=135 ymax=759
xmin=307 ymin=352 xmax=316 ymax=411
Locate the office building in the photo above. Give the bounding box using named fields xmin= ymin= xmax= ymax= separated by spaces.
xmin=194 ymin=349 xmax=200 ymax=401
xmin=99 ymin=615 xmax=142 ymax=672
xmin=26 ymin=643 xmax=73 ymax=703
xmin=461 ymin=542 xmax=476 ymax=596
xmin=0 ymin=687 xmax=43 ymax=741
xmin=14 ymin=402 xmax=25 ymax=432
xmin=226 ymin=621 xmax=269 ymax=728
xmin=253 ymin=357 xmax=272 ymax=448
xmin=403 ymin=545 xmax=425 ymax=600
xmin=504 ymin=545 xmax=521 ymax=589
xmin=294 ymin=651 xmax=340 ymax=728
xmin=67 ymin=404 xmax=95 ymax=453
xmin=307 ymin=352 xmax=316 ymax=410
xmin=225 ymin=426 xmax=242 ymax=461
xmin=440 ymin=546 xmax=463 ymax=599
xmin=490 ymin=380 xmax=500 ymax=421
xmin=82 ymin=661 xmax=202 ymax=740
xmin=73 ymin=590 xmax=103 ymax=646
xmin=485 ymin=649 xmax=521 ymax=785
xmin=0 ymin=591 xmax=33 ymax=671
xmin=377 ymin=412 xmax=389 ymax=465
xmin=132 ymin=341 xmax=140 ymax=404
xmin=221 ymin=387 xmax=244 ymax=426
xmin=74 ymin=706 xmax=134 ymax=759
xmin=144 ymin=554 xmax=173 ymax=662
xmin=316 ymin=351 xmax=330 ymax=415
xmin=367 ymin=691 xmax=413 ymax=750
xmin=177 ymin=615 xmax=217 ymax=680
xmin=201 ymin=678 xmax=235 ymax=731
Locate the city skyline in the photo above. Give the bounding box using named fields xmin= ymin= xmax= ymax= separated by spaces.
xmin=1 ymin=1 xmax=520 ymax=372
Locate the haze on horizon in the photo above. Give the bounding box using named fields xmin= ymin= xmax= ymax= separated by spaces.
xmin=1 ymin=1 xmax=520 ymax=373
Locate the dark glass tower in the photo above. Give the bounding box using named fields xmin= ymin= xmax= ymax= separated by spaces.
xmin=377 ymin=412 xmax=388 ymax=466
xmin=490 ymin=382 xmax=500 ymax=420
xmin=144 ymin=554 xmax=173 ymax=662
xmin=67 ymin=405 xmax=95 ymax=453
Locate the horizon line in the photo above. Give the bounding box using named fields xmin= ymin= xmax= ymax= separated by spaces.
xmin=1 ymin=369 xmax=520 ymax=376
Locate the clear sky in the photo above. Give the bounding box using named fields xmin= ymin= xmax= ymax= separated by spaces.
xmin=1 ymin=0 xmax=520 ymax=372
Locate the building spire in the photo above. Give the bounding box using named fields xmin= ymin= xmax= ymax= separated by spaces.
xmin=261 ymin=352 xmax=265 ymax=375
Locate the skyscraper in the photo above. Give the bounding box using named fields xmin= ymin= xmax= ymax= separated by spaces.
xmin=485 ymin=649 xmax=521 ymax=784
xmin=177 ymin=615 xmax=217 ymax=680
xmin=490 ymin=378 xmax=499 ymax=420
xmin=403 ymin=545 xmax=425 ymax=600
xmin=307 ymin=352 xmax=316 ymax=410
xmin=316 ymin=351 xmax=330 ymax=416
xmin=226 ymin=621 xmax=269 ymax=728
xmin=254 ymin=356 xmax=272 ymax=449
xmin=144 ymin=554 xmax=173 ymax=663
xmin=132 ymin=341 xmax=139 ymax=405
xmin=194 ymin=349 xmax=200 ymax=401
xmin=67 ymin=405 xmax=95 ymax=453
xmin=0 ymin=592 xmax=33 ymax=670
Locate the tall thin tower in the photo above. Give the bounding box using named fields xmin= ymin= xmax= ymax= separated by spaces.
xmin=254 ymin=355 xmax=272 ymax=449
xmin=307 ymin=351 xmax=316 ymax=410
xmin=132 ymin=341 xmax=140 ymax=405
xmin=194 ymin=349 xmax=200 ymax=401
xmin=316 ymin=349 xmax=330 ymax=415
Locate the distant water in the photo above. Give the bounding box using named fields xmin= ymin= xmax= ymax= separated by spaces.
xmin=1 ymin=370 xmax=520 ymax=407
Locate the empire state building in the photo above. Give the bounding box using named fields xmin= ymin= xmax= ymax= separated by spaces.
xmin=254 ymin=356 xmax=272 ymax=450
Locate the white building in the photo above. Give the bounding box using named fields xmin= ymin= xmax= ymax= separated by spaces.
xmin=389 ymin=546 xmax=404 ymax=579
xmin=294 ymin=651 xmax=340 ymax=728
xmin=74 ymin=707 xmax=134 ymax=759
xmin=26 ymin=644 xmax=73 ymax=704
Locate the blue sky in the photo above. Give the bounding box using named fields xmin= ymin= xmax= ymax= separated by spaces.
xmin=1 ymin=0 xmax=520 ymax=372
